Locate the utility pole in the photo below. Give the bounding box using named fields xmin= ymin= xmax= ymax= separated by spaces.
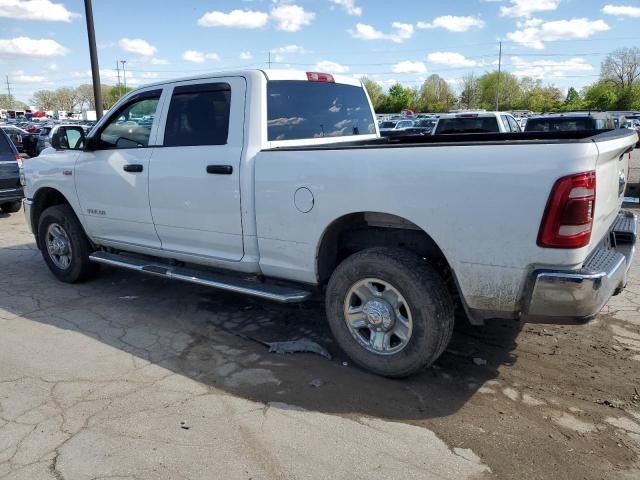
xmin=83 ymin=0 xmax=103 ymax=119
xmin=5 ymin=75 xmax=12 ymax=108
xmin=116 ymin=61 xmax=121 ymax=91
xmin=495 ymin=41 xmax=502 ymax=112
xmin=268 ymin=51 xmax=271 ymax=69
xmin=120 ymin=60 xmax=127 ymax=90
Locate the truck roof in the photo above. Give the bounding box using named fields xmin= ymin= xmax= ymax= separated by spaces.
xmin=139 ymin=69 xmax=363 ymax=90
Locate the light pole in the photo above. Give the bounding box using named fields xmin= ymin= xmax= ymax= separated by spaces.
xmin=120 ymin=60 xmax=127 ymax=91
xmin=83 ymin=0 xmax=103 ymax=119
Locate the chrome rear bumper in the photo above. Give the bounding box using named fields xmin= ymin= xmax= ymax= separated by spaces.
xmin=524 ymin=210 xmax=636 ymax=322
xmin=22 ymin=198 xmax=33 ymax=233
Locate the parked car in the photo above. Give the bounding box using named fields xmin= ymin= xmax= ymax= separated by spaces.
xmin=22 ymin=69 xmax=637 ymax=377
xmin=0 ymin=128 xmax=23 ymax=214
xmin=379 ymin=119 xmax=414 ymax=135
xmin=524 ymin=112 xmax=615 ymax=132
xmin=433 ymin=112 xmax=521 ymax=134
xmin=402 ymin=118 xmax=437 ymax=136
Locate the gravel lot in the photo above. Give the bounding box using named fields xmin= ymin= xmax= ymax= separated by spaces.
xmin=1 ymin=208 xmax=639 ymax=480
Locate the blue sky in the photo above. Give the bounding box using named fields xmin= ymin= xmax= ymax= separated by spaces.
xmin=1 ymin=0 xmax=639 ymax=104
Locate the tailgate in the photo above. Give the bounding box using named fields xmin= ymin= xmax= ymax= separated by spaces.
xmin=591 ymin=130 xmax=637 ymax=248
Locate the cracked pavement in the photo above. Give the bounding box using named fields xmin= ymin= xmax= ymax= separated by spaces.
xmin=1 ymin=206 xmax=639 ymax=479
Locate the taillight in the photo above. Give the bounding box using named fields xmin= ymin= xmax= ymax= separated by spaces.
xmin=15 ymin=154 xmax=23 ymax=168
xmin=537 ymin=171 xmax=596 ymax=248
xmin=306 ymin=72 xmax=334 ymax=83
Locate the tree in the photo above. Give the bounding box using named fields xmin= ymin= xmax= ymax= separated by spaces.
xmin=459 ymin=73 xmax=480 ymax=110
xmin=104 ymin=85 xmax=133 ymax=109
xmin=0 ymin=94 xmax=27 ymax=110
xmin=583 ymin=81 xmax=618 ymax=110
xmin=31 ymin=90 xmax=58 ymax=110
xmin=565 ymin=87 xmax=580 ymax=104
xmin=415 ymin=74 xmax=456 ymax=112
xmin=477 ymin=71 xmax=523 ymax=110
xmin=381 ymin=83 xmax=415 ymax=113
xmin=601 ymin=47 xmax=640 ymax=89
xmin=360 ymin=77 xmax=386 ymax=113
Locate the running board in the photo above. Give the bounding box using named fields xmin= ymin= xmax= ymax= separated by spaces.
xmin=89 ymin=251 xmax=311 ymax=303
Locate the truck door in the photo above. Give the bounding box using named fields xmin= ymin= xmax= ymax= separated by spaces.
xmin=148 ymin=77 xmax=245 ymax=260
xmin=75 ymin=88 xmax=164 ymax=248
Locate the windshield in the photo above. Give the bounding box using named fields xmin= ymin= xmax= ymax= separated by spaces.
xmin=267 ymin=81 xmax=376 ymax=141
xmin=435 ymin=117 xmax=499 ymax=134
xmin=380 ymin=121 xmax=397 ymax=129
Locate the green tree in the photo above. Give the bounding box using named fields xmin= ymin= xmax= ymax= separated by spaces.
xmin=478 ymin=71 xmax=523 ymax=110
xmin=565 ymin=87 xmax=580 ymax=104
xmin=104 ymin=85 xmax=133 ymax=109
xmin=583 ymin=81 xmax=618 ymax=110
xmin=381 ymin=83 xmax=415 ymax=113
xmin=415 ymin=74 xmax=456 ymax=113
xmin=0 ymin=94 xmax=27 ymax=110
xmin=360 ymin=77 xmax=386 ymax=113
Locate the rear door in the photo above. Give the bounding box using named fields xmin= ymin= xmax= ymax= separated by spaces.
xmin=0 ymin=130 xmax=20 ymax=191
xmin=148 ymin=77 xmax=246 ymax=260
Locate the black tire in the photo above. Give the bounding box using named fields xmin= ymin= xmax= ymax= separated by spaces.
xmin=325 ymin=247 xmax=454 ymax=378
xmin=0 ymin=201 xmax=22 ymax=214
xmin=37 ymin=204 xmax=98 ymax=283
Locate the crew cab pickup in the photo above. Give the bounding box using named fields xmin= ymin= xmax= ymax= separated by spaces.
xmin=21 ymin=70 xmax=638 ymax=377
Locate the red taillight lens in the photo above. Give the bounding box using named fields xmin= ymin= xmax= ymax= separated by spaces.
xmin=15 ymin=154 xmax=23 ymax=168
xmin=537 ymin=171 xmax=596 ymax=248
xmin=306 ymin=72 xmax=335 ymax=82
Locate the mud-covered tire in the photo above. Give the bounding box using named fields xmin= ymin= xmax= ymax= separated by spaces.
xmin=37 ymin=204 xmax=98 ymax=283
xmin=325 ymin=247 xmax=454 ymax=378
xmin=1 ymin=201 xmax=22 ymax=214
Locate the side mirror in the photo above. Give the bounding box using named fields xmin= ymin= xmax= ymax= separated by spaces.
xmin=51 ymin=126 xmax=85 ymax=151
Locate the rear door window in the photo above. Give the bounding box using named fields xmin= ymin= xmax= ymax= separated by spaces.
xmin=507 ymin=116 xmax=521 ymax=132
xmin=435 ymin=117 xmax=499 ymax=134
xmin=163 ymin=83 xmax=231 ymax=147
xmin=267 ymin=81 xmax=376 ymax=141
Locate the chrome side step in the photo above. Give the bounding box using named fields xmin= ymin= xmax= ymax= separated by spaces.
xmin=89 ymin=251 xmax=312 ymax=303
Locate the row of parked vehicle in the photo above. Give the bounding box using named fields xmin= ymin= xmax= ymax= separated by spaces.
xmin=376 ymin=110 xmax=640 ymax=139
xmin=0 ymin=119 xmax=96 ymax=158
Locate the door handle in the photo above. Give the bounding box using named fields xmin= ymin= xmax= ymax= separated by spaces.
xmin=123 ymin=164 xmax=143 ymax=173
xmin=206 ymin=165 xmax=233 ymax=175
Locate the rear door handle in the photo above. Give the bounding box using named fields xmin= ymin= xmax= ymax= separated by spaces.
xmin=123 ymin=164 xmax=143 ymax=173
xmin=207 ymin=165 xmax=233 ymax=175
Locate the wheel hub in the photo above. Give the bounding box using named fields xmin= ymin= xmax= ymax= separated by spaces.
xmin=51 ymin=237 xmax=69 ymax=255
xmin=362 ymin=299 xmax=395 ymax=331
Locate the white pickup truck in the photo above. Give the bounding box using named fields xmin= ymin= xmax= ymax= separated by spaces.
xmin=22 ymin=70 xmax=638 ymax=377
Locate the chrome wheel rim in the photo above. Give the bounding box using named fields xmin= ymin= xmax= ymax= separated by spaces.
xmin=343 ymin=277 xmax=413 ymax=355
xmin=45 ymin=223 xmax=73 ymax=270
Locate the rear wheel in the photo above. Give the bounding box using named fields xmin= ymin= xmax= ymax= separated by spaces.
xmin=0 ymin=201 xmax=22 ymax=214
xmin=325 ymin=247 xmax=454 ymax=377
xmin=37 ymin=205 xmax=98 ymax=283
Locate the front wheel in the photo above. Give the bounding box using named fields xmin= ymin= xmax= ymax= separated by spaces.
xmin=37 ymin=205 xmax=98 ymax=283
xmin=325 ymin=247 xmax=454 ymax=377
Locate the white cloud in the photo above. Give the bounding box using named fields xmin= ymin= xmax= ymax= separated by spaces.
xmin=270 ymin=4 xmax=314 ymax=32
xmin=392 ymin=60 xmax=427 ymax=74
xmin=0 ymin=36 xmax=68 ymax=57
xmin=500 ymin=0 xmax=560 ymax=18
xmin=11 ymin=69 xmax=45 ymax=83
xmin=331 ymin=0 xmax=362 ymax=16
xmin=427 ymin=51 xmax=480 ymax=67
xmin=270 ymin=44 xmax=306 ymax=61
xmin=417 ymin=16 xmax=485 ymax=32
xmin=182 ymin=50 xmax=220 ymax=63
xmin=509 ymin=56 xmax=593 ymax=79
xmin=141 ymin=72 xmax=160 ymax=79
xmin=150 ymin=57 xmax=169 ymax=65
xmin=0 ymin=0 xmax=78 ymax=22
xmin=506 ymin=18 xmax=610 ymax=49
xmin=350 ymin=22 xmax=414 ymax=43
xmin=72 ymin=68 xmax=142 ymax=86
xmin=314 ymin=60 xmax=349 ymax=73
xmin=239 ymin=51 xmax=253 ymax=60
xmin=46 ymin=63 xmax=57 ymax=70
xmin=197 ymin=9 xmax=269 ymax=28
xmin=602 ymin=4 xmax=640 ymax=17
xmin=118 ymin=38 xmax=157 ymax=57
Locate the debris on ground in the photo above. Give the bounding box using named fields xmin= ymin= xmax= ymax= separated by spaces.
xmin=179 ymin=421 xmax=190 ymax=430
xmin=268 ymin=338 xmax=332 ymax=359
xmin=473 ymin=357 xmax=488 ymax=366
xmin=309 ymin=379 xmax=323 ymax=387
xmin=119 ymin=295 xmax=139 ymax=300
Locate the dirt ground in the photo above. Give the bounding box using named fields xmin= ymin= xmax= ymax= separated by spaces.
xmin=1 ymin=207 xmax=639 ymax=480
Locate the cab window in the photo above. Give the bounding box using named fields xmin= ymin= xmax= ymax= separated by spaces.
xmin=98 ymin=92 xmax=160 ymax=149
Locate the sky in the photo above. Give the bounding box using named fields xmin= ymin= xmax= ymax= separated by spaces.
xmin=1 ymin=0 xmax=639 ymax=105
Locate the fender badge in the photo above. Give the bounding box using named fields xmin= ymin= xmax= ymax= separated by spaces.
xmin=63 ymin=170 xmax=73 ymax=176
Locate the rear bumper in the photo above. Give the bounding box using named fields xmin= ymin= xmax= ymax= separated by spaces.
xmin=0 ymin=186 xmax=23 ymax=204
xmin=523 ymin=210 xmax=636 ymax=322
